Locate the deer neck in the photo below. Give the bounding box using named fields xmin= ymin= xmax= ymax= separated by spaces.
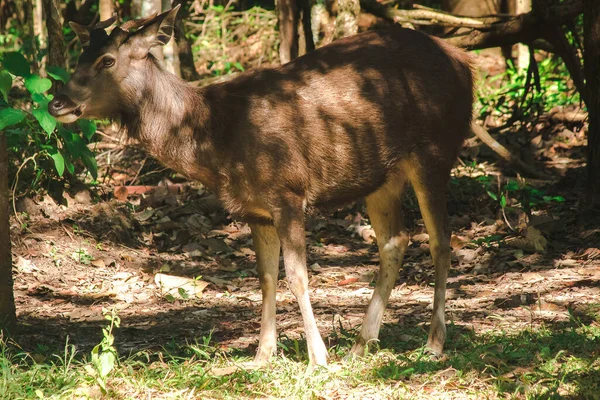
xmin=121 ymin=59 xmax=218 ymax=189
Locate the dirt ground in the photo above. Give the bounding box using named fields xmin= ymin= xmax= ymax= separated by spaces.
xmin=9 ymin=113 xmax=600 ymax=361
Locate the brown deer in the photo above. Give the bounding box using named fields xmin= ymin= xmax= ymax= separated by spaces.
xmin=48 ymin=6 xmax=474 ymax=366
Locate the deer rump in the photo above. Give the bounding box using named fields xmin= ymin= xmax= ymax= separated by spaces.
xmin=50 ymin=8 xmax=474 ymax=366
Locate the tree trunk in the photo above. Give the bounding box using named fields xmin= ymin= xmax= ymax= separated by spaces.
xmin=584 ymin=0 xmax=600 ymax=207
xmin=512 ymin=0 xmax=532 ymax=70
xmin=0 ymin=132 xmax=16 ymax=333
xmin=333 ymin=0 xmax=360 ymax=39
xmin=43 ymin=0 xmax=66 ymax=70
xmin=277 ymin=0 xmax=299 ymax=64
xmin=277 ymin=0 xmax=314 ymax=64
xmin=20 ymin=0 xmax=39 ymax=73
xmin=172 ymin=0 xmax=200 ymax=81
xmin=34 ymin=0 xmax=46 ymax=55
xmin=162 ymin=0 xmax=180 ymax=77
xmin=142 ymin=0 xmax=165 ymax=62
xmin=99 ymin=0 xmax=114 ymax=21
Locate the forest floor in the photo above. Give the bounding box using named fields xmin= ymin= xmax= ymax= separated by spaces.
xmin=3 ymin=53 xmax=600 ymax=399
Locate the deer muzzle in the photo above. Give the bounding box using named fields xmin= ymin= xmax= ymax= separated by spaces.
xmin=48 ymin=94 xmax=86 ymax=123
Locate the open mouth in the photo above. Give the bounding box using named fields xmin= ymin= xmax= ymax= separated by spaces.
xmin=54 ymin=105 xmax=85 ymax=123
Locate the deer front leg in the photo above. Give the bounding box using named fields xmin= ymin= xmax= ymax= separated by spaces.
xmin=273 ymin=200 xmax=328 ymax=366
xmin=250 ymin=223 xmax=281 ymax=364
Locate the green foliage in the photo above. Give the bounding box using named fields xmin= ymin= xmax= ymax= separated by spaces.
xmin=0 ymin=107 xmax=25 ymax=129
xmin=2 ymin=52 xmax=31 ymax=77
xmin=477 ymin=54 xmax=581 ymax=122
xmin=46 ymin=65 xmax=71 ymax=83
xmin=0 ymin=51 xmax=98 ymax=192
xmin=0 ymin=69 xmax=12 ymax=102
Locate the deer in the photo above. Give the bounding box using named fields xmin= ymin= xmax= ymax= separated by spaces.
xmin=48 ymin=6 xmax=474 ymax=367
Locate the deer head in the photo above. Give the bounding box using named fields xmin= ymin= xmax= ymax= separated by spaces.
xmin=48 ymin=6 xmax=180 ymax=123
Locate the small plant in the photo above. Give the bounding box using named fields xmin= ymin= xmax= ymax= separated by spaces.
xmin=71 ymin=247 xmax=93 ymax=265
xmin=85 ymin=308 xmax=120 ymax=394
xmin=477 ymin=175 xmax=564 ymax=215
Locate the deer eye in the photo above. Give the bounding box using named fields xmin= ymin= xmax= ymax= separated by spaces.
xmin=100 ymin=56 xmax=115 ymax=68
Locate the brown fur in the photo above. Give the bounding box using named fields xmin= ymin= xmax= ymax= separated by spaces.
xmin=49 ymin=10 xmax=474 ymax=365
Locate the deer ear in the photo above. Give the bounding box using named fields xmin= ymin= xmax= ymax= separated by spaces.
xmin=70 ymin=21 xmax=90 ymax=46
xmin=129 ymin=5 xmax=180 ymax=49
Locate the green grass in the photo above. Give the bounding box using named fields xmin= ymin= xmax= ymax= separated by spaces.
xmin=2 ymin=315 xmax=599 ymax=399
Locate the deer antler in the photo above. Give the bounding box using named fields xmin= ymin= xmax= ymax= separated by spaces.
xmin=94 ymin=13 xmax=118 ymax=30
xmin=120 ymin=13 xmax=158 ymax=31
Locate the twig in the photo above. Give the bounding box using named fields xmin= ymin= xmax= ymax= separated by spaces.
xmin=128 ymin=156 xmax=147 ymax=186
xmin=11 ymin=155 xmax=37 ymax=228
xmin=471 ymin=123 xmax=548 ymax=179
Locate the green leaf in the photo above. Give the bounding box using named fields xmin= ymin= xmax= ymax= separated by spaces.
xmin=0 ymin=107 xmax=25 ymax=129
xmin=49 ymin=149 xmax=65 ymax=176
xmin=64 ymin=156 xmax=75 ymax=175
xmin=98 ymin=351 xmax=116 ymax=377
xmin=91 ymin=343 xmax=100 ymax=362
xmin=487 ymin=190 xmax=498 ymax=201
xmin=32 ymin=99 xmax=57 ymax=135
xmin=46 ymin=66 xmax=70 ymax=83
xmin=504 ymin=181 xmax=520 ymax=192
xmin=78 ymin=119 xmax=97 ymax=140
xmin=0 ymin=70 xmax=12 ymax=103
xmin=24 ymin=75 xmax=52 ymax=94
xmin=165 ymin=294 xmax=176 ymax=303
xmin=82 ymin=152 xmax=98 ymax=180
xmin=31 ymin=93 xmax=47 ymax=103
xmin=500 ymin=194 xmax=507 ymax=208
xmin=2 ymin=52 xmax=30 ymax=77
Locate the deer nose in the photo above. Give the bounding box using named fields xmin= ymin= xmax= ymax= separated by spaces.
xmin=48 ymin=94 xmax=67 ymax=114
xmin=50 ymin=98 xmax=64 ymax=110
xmin=48 ymin=94 xmax=71 ymax=116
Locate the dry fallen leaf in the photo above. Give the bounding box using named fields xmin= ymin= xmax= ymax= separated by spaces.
xmin=91 ymin=259 xmax=106 ymax=268
xmin=154 ymin=273 xmax=209 ymax=299
xmin=508 ymin=227 xmax=547 ymax=252
xmin=338 ymin=277 xmax=359 ymax=286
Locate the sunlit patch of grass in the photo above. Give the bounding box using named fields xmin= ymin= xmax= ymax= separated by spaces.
xmin=1 ymin=318 xmax=599 ymax=399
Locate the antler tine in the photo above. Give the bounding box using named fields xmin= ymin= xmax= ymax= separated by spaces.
xmin=94 ymin=13 xmax=118 ymax=30
xmin=120 ymin=13 xmax=158 ymax=31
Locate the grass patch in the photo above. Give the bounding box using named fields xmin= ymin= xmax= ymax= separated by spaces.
xmin=1 ymin=315 xmax=599 ymax=399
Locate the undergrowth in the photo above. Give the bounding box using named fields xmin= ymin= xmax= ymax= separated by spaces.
xmin=2 ymin=310 xmax=599 ymax=399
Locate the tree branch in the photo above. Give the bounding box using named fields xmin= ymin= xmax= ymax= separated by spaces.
xmin=360 ymin=0 xmax=583 ymax=50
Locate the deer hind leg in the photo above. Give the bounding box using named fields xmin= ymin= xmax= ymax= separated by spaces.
xmin=272 ymin=197 xmax=328 ymax=366
xmin=351 ymin=174 xmax=408 ymax=357
xmin=250 ymin=223 xmax=281 ymax=364
xmin=409 ymin=160 xmax=453 ymax=356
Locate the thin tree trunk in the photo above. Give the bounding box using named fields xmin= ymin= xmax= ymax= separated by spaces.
xmin=162 ymin=0 xmax=180 ymax=76
xmin=34 ymin=0 xmax=46 ymax=52
xmin=584 ymin=0 xmax=600 ymax=207
xmin=277 ymin=0 xmax=299 ymax=64
xmin=513 ymin=0 xmax=532 ymax=70
xmin=99 ymin=0 xmax=114 ymax=21
xmin=21 ymin=0 xmax=39 ymax=72
xmin=0 ymin=131 xmax=16 ymax=333
xmin=172 ymin=0 xmax=200 ymax=81
xmin=43 ymin=0 xmax=65 ymax=69
xmin=333 ymin=0 xmax=359 ymax=39
xmin=142 ymin=0 xmax=164 ymax=61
